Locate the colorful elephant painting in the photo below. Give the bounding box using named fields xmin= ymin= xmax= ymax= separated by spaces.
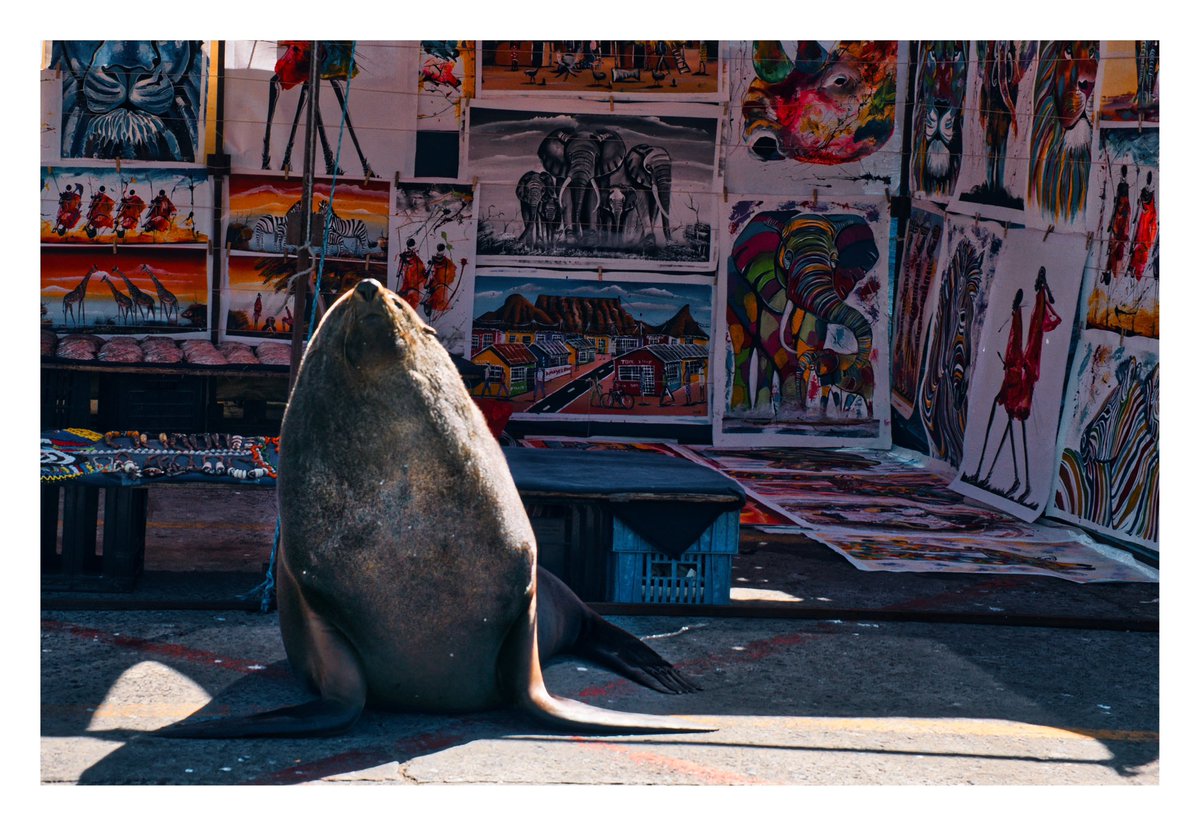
xmin=726 ymin=210 xmax=880 ymax=419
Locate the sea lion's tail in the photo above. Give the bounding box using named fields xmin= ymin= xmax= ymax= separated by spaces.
xmin=518 ymin=682 xmax=717 ymax=734
xmin=509 ymin=593 xmax=716 ymax=734
xmin=153 ymin=699 xmax=363 ymax=739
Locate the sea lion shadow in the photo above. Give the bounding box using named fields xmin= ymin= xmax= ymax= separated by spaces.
xmin=75 ymin=652 xmax=716 ymax=785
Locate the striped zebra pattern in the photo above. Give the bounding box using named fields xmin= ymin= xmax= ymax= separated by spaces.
xmin=919 ymin=239 xmax=984 ymax=467
xmin=1055 ymin=357 xmax=1159 ymax=544
xmin=251 ymin=199 xmax=306 ymax=254
xmin=318 ymin=199 xmax=375 ymax=257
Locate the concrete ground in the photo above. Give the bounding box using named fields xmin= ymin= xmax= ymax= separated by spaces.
xmin=40 ymin=485 xmax=1162 ymax=789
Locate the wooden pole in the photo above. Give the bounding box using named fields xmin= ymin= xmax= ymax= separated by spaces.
xmin=287 ymin=41 xmax=321 ymax=391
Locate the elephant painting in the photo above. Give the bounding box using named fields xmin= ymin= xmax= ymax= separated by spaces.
xmin=516 ymin=127 xmax=675 ymax=251
xmin=537 ymin=127 xmax=627 ymax=242
xmin=515 ymin=170 xmax=561 ymax=248
xmin=726 ymin=211 xmax=880 ymax=420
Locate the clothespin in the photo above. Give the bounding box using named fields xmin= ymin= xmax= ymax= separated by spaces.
xmin=471 ymin=176 xmax=478 ymax=189
xmin=609 ymin=94 xmax=614 ymax=112
xmin=283 ymin=163 xmax=291 ymax=181
xmin=1043 ymin=224 xmax=1055 ymax=242
xmin=115 ymin=158 xmax=121 ymax=174
xmin=722 ymin=180 xmax=728 ymax=203
xmin=1003 ymin=221 xmax=1009 ymax=239
xmin=1138 ymin=113 xmax=1144 ymax=133
xmin=112 ymin=237 xmax=118 ymax=254
xmin=884 ymin=187 xmax=892 ymax=207
xmin=973 ymin=212 xmax=980 ymax=228
xmin=812 ymin=189 xmax=818 ymax=207
xmin=1085 ymin=231 xmax=1095 ymax=251
xmin=394 ymin=171 xmax=402 ymax=189
xmin=597 ymin=266 xmax=604 ymax=281
xmin=207 ymin=239 xmax=213 ymax=255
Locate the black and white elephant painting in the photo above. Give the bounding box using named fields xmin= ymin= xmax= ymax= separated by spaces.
xmin=468 ymin=101 xmax=719 ymax=268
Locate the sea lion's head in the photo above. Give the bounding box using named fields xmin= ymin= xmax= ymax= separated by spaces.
xmin=320 ymin=278 xmax=437 ymax=376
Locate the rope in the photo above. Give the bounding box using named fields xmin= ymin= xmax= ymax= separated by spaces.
xmin=240 ymin=40 xmax=358 ymax=614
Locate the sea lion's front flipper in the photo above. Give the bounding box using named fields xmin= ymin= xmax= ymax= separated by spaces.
xmin=506 ymin=590 xmax=715 ymax=734
xmin=536 ymin=567 xmax=701 ymax=695
xmin=156 ymin=562 xmax=367 ymax=739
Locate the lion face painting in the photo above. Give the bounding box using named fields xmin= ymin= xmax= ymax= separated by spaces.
xmin=741 ymin=41 xmax=897 ymax=165
xmin=1027 ymin=41 xmax=1098 ymax=223
xmin=911 ymin=41 xmax=968 ymax=197
xmin=53 ymin=41 xmax=206 ymax=162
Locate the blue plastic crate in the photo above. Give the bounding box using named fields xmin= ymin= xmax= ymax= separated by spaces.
xmin=607 ymin=510 xmax=740 ymax=605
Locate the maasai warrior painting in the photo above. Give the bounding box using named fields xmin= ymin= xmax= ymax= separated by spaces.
xmin=41 ymin=167 xmax=209 ymax=245
xmin=1026 ymin=41 xmax=1099 ymax=229
xmin=953 ymin=229 xmax=1086 ymax=520
xmin=42 ymin=247 xmax=209 ymax=332
xmin=718 ymin=196 xmax=891 ymax=447
xmin=726 ymin=40 xmax=901 ymax=194
xmin=954 ymin=40 xmax=1038 ymax=218
xmin=51 ymin=41 xmax=207 ymax=163
xmin=391 ymin=181 xmax=477 ymax=353
xmin=909 ymin=41 xmax=968 ymax=200
xmin=469 ymin=270 xmax=712 ymax=421
xmin=1086 ymin=129 xmax=1159 ymax=339
xmin=1051 ymin=334 xmax=1159 ymax=551
xmin=223 ymin=253 xmax=386 ymax=340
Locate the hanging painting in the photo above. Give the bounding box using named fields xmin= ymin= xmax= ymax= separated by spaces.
xmin=1049 ymin=331 xmax=1159 ymax=551
xmin=390 ymin=181 xmax=477 ymax=354
xmin=476 ymin=41 xmax=722 ymax=101
xmin=715 ymin=195 xmax=891 ymax=447
xmin=724 ymin=40 xmax=903 ymax=196
xmin=465 ymin=100 xmax=720 ymax=270
xmin=225 ymin=173 xmax=389 ymax=260
xmin=42 ymin=247 xmax=210 ymax=333
xmin=908 ymin=41 xmax=969 ymax=202
xmin=468 ymin=269 xmax=713 ymax=422
xmin=914 ymin=213 xmax=1004 ymax=470
xmin=1085 ymin=128 xmax=1159 ymax=338
xmin=890 ymin=204 xmax=946 ymax=423
xmin=222 ymin=252 xmax=386 ymax=341
xmin=950 ymin=40 xmax=1038 ymax=222
xmin=418 ymin=41 xmax=473 ymax=130
xmin=48 ymin=41 xmax=208 ymax=164
xmin=41 ymin=166 xmax=210 ymax=245
xmin=951 ymin=228 xmax=1086 ymax=520
xmin=223 ymin=41 xmax=417 ymax=180
xmin=1024 ymin=41 xmax=1100 ymax=231
xmin=1099 ymin=41 xmax=1158 ymax=124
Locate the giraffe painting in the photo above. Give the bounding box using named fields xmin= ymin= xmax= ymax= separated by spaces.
xmin=113 ymin=266 xmax=157 ymax=322
xmin=141 ymin=264 xmax=179 ymax=324
xmin=100 ymin=272 xmax=134 ymax=325
xmin=62 ymin=265 xmax=98 ymax=326
xmin=262 ymin=41 xmax=375 ymax=178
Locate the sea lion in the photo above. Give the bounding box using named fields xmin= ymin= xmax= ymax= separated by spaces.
xmin=160 ymin=279 xmax=710 ymax=738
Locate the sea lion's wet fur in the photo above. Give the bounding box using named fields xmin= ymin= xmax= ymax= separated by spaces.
xmin=160 ymin=280 xmax=706 ymax=738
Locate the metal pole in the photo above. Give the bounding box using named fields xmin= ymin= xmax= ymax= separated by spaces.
xmin=288 ymin=40 xmax=321 ymax=389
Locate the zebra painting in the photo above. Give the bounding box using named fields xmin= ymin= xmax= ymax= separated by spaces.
xmin=1054 ymin=356 xmax=1159 ymax=546
xmin=317 ymin=199 xmax=379 ymax=257
xmin=251 ymin=199 xmax=306 ymax=254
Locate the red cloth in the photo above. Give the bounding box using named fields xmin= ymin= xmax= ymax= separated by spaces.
xmin=1128 ymin=190 xmax=1158 ymax=280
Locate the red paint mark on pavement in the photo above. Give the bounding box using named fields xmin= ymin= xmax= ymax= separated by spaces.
xmin=881 ymin=578 xmax=1024 ymax=613
xmin=570 ymin=737 xmax=764 ymax=785
xmin=40 ymin=619 xmax=290 ymax=679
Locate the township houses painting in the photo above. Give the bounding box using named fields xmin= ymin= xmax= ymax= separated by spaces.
xmin=468 ymin=271 xmax=712 ymax=420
